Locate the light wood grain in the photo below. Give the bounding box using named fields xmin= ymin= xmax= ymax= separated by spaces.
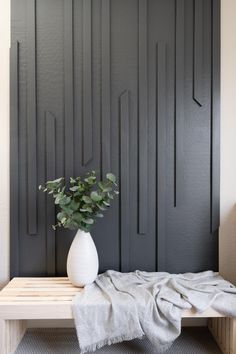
xmin=0 ymin=277 xmax=236 ymax=353
xmin=0 ymin=319 xmax=26 ymax=354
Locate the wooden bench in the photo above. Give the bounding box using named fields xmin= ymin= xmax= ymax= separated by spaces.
xmin=0 ymin=277 xmax=235 ymax=354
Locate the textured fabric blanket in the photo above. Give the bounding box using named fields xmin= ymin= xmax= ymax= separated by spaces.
xmin=72 ymin=270 xmax=236 ymax=353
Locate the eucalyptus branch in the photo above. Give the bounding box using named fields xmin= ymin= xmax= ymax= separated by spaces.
xmin=39 ymin=171 xmax=119 ymax=233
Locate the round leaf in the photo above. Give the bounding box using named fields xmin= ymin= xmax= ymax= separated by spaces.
xmin=90 ymin=191 xmax=102 ymax=202
xmin=106 ymin=173 xmax=116 ymax=183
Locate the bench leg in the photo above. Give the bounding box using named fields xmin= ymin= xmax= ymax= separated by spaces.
xmin=208 ymin=318 xmax=236 ymax=354
xmin=0 ymin=319 xmax=26 ymax=354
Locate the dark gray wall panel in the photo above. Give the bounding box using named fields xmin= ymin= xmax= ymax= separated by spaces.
xmin=11 ymin=0 xmax=220 ymax=276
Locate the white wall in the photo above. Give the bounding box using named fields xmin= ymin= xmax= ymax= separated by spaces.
xmin=0 ymin=0 xmax=10 ymax=288
xmin=219 ymin=0 xmax=236 ymax=285
xmin=0 ymin=0 xmax=235 ymax=289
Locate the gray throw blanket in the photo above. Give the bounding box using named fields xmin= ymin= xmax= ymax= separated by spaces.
xmin=72 ymin=270 xmax=236 ymax=353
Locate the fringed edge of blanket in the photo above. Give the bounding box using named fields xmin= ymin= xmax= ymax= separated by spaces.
xmin=79 ymin=332 xmax=144 ymax=354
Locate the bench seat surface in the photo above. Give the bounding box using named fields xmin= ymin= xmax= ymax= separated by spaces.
xmin=0 ymin=277 xmax=225 ymax=320
xmin=1 ymin=278 xmax=235 ymax=354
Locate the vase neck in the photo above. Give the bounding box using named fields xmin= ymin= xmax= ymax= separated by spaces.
xmin=76 ymin=229 xmax=91 ymax=238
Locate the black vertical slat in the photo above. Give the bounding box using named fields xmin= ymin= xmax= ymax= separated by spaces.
xmin=27 ymin=0 xmax=37 ymax=235
xmin=174 ymin=0 xmax=185 ymax=207
xmin=45 ymin=111 xmax=56 ymax=275
xmin=120 ymin=91 xmax=130 ymax=272
xmin=82 ymin=0 xmax=93 ymax=166
xmin=138 ymin=0 xmax=148 ymax=235
xmin=156 ymin=42 xmax=167 ymax=271
xmin=211 ymin=0 xmax=220 ymax=233
xmin=101 ymin=0 xmax=111 ymax=178
xmin=64 ymin=0 xmax=74 ymax=181
xmin=193 ymin=0 xmax=203 ymax=106
xmin=10 ymin=41 xmax=19 ymax=277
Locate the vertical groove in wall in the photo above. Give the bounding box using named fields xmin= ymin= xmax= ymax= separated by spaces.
xmin=193 ymin=0 xmax=203 ymax=106
xmin=10 ymin=41 xmax=19 ymax=277
xmin=64 ymin=0 xmax=74 ymax=181
xmin=174 ymin=0 xmax=185 ymax=207
xmin=210 ymin=0 xmax=220 ymax=233
xmin=101 ymin=0 xmax=111 ymax=178
xmin=82 ymin=0 xmax=93 ymax=166
xmin=45 ymin=111 xmax=56 ymax=275
xmin=156 ymin=42 xmax=167 ymax=271
xmin=27 ymin=0 xmax=37 ymax=235
xmin=120 ymin=91 xmax=130 ymax=272
xmin=138 ymin=0 xmax=148 ymax=235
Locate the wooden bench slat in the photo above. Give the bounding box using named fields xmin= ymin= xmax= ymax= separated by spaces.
xmin=1 ymin=288 xmax=81 ymax=292
xmin=0 ymin=297 xmax=74 ymax=302
xmin=0 ymin=290 xmax=79 ymax=299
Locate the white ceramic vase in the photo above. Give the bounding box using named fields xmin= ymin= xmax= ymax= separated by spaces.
xmin=66 ymin=229 xmax=99 ymax=287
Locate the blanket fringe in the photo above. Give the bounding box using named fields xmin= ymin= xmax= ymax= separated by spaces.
xmin=79 ymin=332 xmax=144 ymax=354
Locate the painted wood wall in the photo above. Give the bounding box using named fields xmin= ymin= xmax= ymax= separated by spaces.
xmin=10 ymin=0 xmax=220 ymax=276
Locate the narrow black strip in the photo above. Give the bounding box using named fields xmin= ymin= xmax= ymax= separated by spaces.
xmin=156 ymin=42 xmax=167 ymax=271
xmin=101 ymin=0 xmax=111 ymax=178
xmin=193 ymin=0 xmax=203 ymax=106
xmin=138 ymin=0 xmax=148 ymax=235
xmin=119 ymin=91 xmax=130 ymax=272
xmin=27 ymin=0 xmax=38 ymax=235
xmin=64 ymin=0 xmax=74 ymax=181
xmin=82 ymin=0 xmax=93 ymax=166
xmin=174 ymin=0 xmax=185 ymax=208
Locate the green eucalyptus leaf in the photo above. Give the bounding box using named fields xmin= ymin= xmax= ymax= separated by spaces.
xmin=98 ymin=181 xmax=105 ymax=190
xmin=72 ymin=212 xmax=83 ymax=222
xmin=103 ymin=186 xmax=112 ymax=192
xmin=61 ymin=217 xmax=67 ymax=224
xmin=97 ymin=204 xmax=106 ymax=211
xmin=80 ymin=206 xmax=93 ymax=213
xmin=57 ymin=212 xmax=67 ymax=222
xmin=55 ymin=194 xmax=62 ymax=204
xmin=66 ymin=219 xmax=79 ymax=230
xmin=85 ymin=206 xmax=93 ymax=213
xmin=90 ymin=191 xmax=102 ymax=202
xmin=84 ymin=176 xmax=96 ymax=184
xmin=60 ymin=205 xmax=73 ymax=216
xmin=70 ymin=200 xmax=80 ymax=211
xmin=82 ymin=196 xmax=92 ymax=204
xmin=106 ymin=173 xmax=116 ymax=183
xmin=70 ymin=186 xmax=79 ymax=192
xmin=82 ymin=218 xmax=94 ymax=225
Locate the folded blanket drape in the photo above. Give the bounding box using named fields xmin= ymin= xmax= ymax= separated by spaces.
xmin=72 ymin=270 xmax=236 ymax=353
